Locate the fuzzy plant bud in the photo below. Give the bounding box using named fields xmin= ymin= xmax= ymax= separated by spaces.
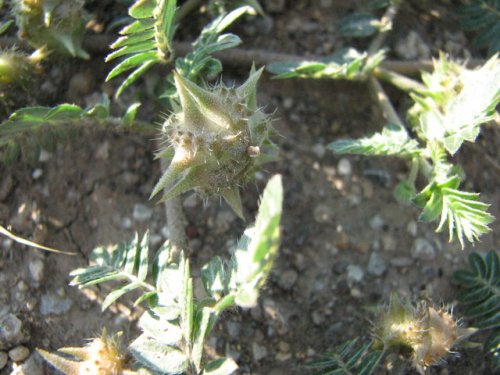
xmin=0 ymin=48 xmax=45 ymax=86
xmin=37 ymin=330 xmax=140 ymax=375
xmin=151 ymin=67 xmax=277 ymax=219
xmin=13 ymin=0 xmax=89 ymax=59
xmin=372 ymin=295 xmax=474 ymax=372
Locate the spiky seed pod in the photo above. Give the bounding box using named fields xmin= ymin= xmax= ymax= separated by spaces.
xmin=0 ymin=48 xmax=45 ymax=86
xmin=12 ymin=0 xmax=89 ymax=59
xmin=151 ymin=67 xmax=277 ymax=219
xmin=37 ymin=330 xmax=140 ymax=375
xmin=372 ymin=295 xmax=473 ymax=372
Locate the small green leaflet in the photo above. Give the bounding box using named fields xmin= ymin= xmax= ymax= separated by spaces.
xmin=329 ymin=123 xmax=420 ymax=157
xmin=414 ymin=176 xmax=494 ymax=248
xmin=337 ymin=13 xmax=381 ymax=38
xmin=268 ymin=48 xmax=385 ymax=80
xmin=233 ymin=175 xmax=283 ymax=308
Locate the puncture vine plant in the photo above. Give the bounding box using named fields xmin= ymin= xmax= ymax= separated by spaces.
xmin=0 ymin=0 xmax=498 ymax=374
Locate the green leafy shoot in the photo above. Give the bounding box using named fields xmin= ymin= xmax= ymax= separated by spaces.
xmin=458 ymin=0 xmax=500 ymax=55
xmin=307 ymin=339 xmax=383 ymax=375
xmin=454 ymin=251 xmax=500 ymax=369
xmin=328 ymin=123 xmax=420 ymax=157
xmin=411 ymin=54 xmax=500 ymax=155
xmin=267 ymin=48 xmax=385 ymax=80
xmin=413 ymin=176 xmax=494 ymax=248
xmin=106 ymin=0 xmax=177 ymax=97
xmin=70 ymin=232 xmax=153 ymax=310
xmin=66 ymin=175 xmax=282 ymax=374
xmin=173 ymin=6 xmax=252 ymax=86
xmin=230 ymin=174 xmax=283 ymax=308
xmin=0 ymin=101 xmax=110 ymax=164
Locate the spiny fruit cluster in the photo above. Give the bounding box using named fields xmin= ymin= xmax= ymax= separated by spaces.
xmin=12 ymin=0 xmax=89 ymax=58
xmin=372 ymin=295 xmax=473 ymax=371
xmin=37 ymin=331 xmax=140 ymax=375
xmin=151 ymin=67 xmax=277 ymax=219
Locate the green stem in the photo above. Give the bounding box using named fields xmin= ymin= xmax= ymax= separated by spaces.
xmin=373 ymin=67 xmax=426 ymax=93
xmin=367 ymin=2 xmax=400 ymax=55
xmin=368 ymin=77 xmax=402 ymax=126
xmin=408 ymin=157 xmax=420 ymax=185
xmin=118 ymin=271 xmax=156 ymax=292
xmin=213 ymin=294 xmax=236 ymax=314
xmin=175 ymin=0 xmax=202 ymax=22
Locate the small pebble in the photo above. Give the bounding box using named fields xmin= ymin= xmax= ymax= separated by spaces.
xmin=278 ymin=269 xmax=298 ymax=291
xmin=0 ymin=175 xmax=13 ymax=201
xmin=8 ymin=345 xmax=29 ymax=362
xmin=407 ymin=220 xmax=418 ymax=237
xmin=311 ymin=311 xmax=325 ymax=325
xmin=38 ymin=149 xmax=52 ymax=162
xmin=252 ymin=342 xmax=268 ymax=361
xmin=395 ymin=31 xmax=431 ymax=60
xmin=0 ymin=314 xmax=26 ymax=350
xmin=11 ymin=352 xmax=44 ymax=375
xmin=0 ymin=351 xmax=7 ymax=370
xmin=313 ymin=205 xmax=333 ymax=223
xmin=367 ymin=252 xmax=386 ymax=276
xmin=337 ymin=158 xmax=352 ymax=176
xmin=31 ymin=169 xmax=43 ymax=180
xmin=132 ymin=203 xmax=153 ymax=221
xmin=282 ymin=97 xmax=294 ymax=109
xmin=369 ymin=215 xmax=385 ymax=231
xmin=411 ymin=238 xmax=436 ymax=261
xmin=346 ymin=264 xmax=364 ymax=282
xmin=40 ymin=293 xmax=73 ymax=315
xmin=390 ymin=257 xmax=414 ymax=267
xmin=225 ymin=321 xmax=241 ymax=340
xmin=311 ymin=143 xmax=326 ymax=158
xmin=350 ymin=287 xmax=363 ymax=298
xmin=28 ymin=259 xmax=44 ymax=283
xmin=382 ymin=234 xmax=397 ymax=252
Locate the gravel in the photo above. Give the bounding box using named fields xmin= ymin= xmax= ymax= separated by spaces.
xmin=8 ymin=345 xmax=29 ymax=362
xmin=252 ymin=342 xmax=268 ymax=361
xmin=337 ymin=158 xmax=352 ymax=176
xmin=411 ymin=238 xmax=436 ymax=261
xmin=367 ymin=252 xmax=387 ymax=276
xmin=0 ymin=314 xmax=27 ymax=350
xmin=277 ymin=269 xmax=298 ymax=291
xmin=346 ymin=264 xmax=364 ymax=282
xmin=40 ymin=293 xmax=73 ymax=316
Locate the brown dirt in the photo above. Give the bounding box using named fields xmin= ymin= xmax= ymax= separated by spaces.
xmin=0 ymin=1 xmax=499 ymax=374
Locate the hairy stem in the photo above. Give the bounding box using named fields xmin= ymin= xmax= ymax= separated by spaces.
xmin=160 ymin=157 xmax=188 ymax=260
xmin=175 ymin=0 xmax=202 ymax=22
xmin=0 ymin=36 xmax=485 ymax=75
xmin=373 ymin=67 xmax=426 ymax=93
xmin=367 ymin=2 xmax=400 ymax=56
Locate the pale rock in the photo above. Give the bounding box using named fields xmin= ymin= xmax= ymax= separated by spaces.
xmin=278 ymin=269 xmax=298 ymax=291
xmin=0 ymin=351 xmax=7 ymax=370
xmin=346 ymin=264 xmax=364 ymax=282
xmin=252 ymin=342 xmax=268 ymax=361
xmin=40 ymin=293 xmax=73 ymax=315
xmin=411 ymin=238 xmax=436 ymax=261
xmin=132 ymin=203 xmax=153 ymax=221
xmin=8 ymin=346 xmax=29 ymax=362
xmin=0 ymin=314 xmax=27 ymax=350
xmin=28 ymin=259 xmax=44 ymax=283
xmin=367 ymin=252 xmax=386 ymax=276
xmin=337 ymin=158 xmax=352 ymax=176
